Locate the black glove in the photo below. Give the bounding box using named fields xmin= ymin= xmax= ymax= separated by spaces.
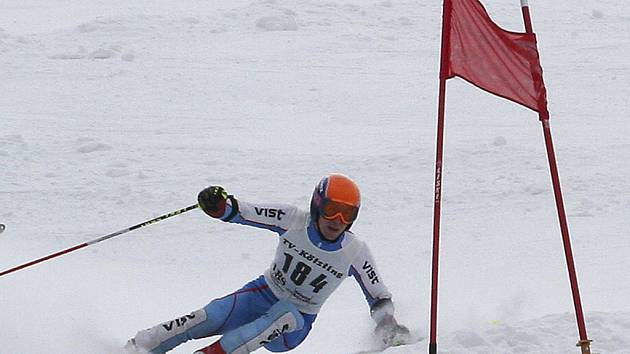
xmin=198 ymin=186 xmax=229 ymax=218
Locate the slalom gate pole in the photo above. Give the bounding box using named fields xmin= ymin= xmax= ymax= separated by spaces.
xmin=541 ymin=119 xmax=592 ymax=354
xmin=519 ymin=1 xmax=592 ymax=353
xmin=0 ymin=204 xmax=199 ymax=278
xmin=429 ymin=1 xmax=453 ymax=353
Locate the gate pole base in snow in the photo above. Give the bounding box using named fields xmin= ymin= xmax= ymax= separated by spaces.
xmin=577 ymin=339 xmax=592 ymax=354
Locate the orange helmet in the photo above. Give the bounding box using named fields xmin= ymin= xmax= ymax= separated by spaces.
xmin=310 ymin=173 xmax=361 ymax=225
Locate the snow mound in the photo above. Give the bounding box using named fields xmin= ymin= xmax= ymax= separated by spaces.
xmin=76 ymin=142 xmax=112 ymax=154
xmin=255 ymin=16 xmax=298 ymax=31
xmin=347 ymin=312 xmax=630 ymax=353
xmin=436 ymin=312 xmax=630 ymax=354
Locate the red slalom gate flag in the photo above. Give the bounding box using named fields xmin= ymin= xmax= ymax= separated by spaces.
xmin=442 ymin=0 xmax=549 ymax=119
xmin=431 ymin=2 xmax=593 ymax=354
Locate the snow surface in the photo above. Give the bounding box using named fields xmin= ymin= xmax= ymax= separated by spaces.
xmin=1 ymin=0 xmax=629 ymax=353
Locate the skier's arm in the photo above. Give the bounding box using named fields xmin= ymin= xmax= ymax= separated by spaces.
xmin=349 ymin=242 xmax=392 ymax=308
xmin=198 ymin=185 xmax=299 ymax=235
xmin=349 ymin=243 xmax=410 ymax=346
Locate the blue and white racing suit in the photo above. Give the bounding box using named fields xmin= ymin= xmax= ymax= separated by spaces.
xmin=131 ymin=197 xmax=393 ymax=354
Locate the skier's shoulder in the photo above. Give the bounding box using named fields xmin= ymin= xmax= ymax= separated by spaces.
xmin=286 ymin=207 xmax=310 ymax=229
xmin=339 ymin=230 xmax=368 ymax=257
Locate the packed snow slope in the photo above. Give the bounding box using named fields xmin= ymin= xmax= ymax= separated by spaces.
xmin=1 ymin=1 xmax=629 ymax=353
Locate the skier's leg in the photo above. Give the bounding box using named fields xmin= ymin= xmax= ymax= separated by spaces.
xmin=128 ymin=307 xmax=210 ymax=353
xmin=130 ymin=277 xmax=273 ymax=354
xmin=214 ymin=300 xmax=306 ymax=354
xmin=263 ymin=313 xmax=316 ymax=352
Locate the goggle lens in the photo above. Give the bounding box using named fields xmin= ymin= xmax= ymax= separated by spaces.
xmin=320 ymin=199 xmax=358 ymax=224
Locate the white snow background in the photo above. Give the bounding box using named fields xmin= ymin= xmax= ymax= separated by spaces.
xmin=1 ymin=0 xmax=629 ymax=353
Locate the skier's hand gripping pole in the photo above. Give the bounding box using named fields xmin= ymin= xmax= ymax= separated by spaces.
xmin=197 ymin=186 xmax=228 ymax=218
xmin=0 ymin=204 xmax=199 ymax=278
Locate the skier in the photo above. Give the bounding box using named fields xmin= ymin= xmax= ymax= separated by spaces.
xmin=126 ymin=173 xmax=410 ymax=354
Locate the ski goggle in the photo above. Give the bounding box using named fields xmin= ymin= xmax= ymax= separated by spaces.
xmin=319 ymin=199 xmax=359 ymax=224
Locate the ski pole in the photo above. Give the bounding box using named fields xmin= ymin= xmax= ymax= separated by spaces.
xmin=0 ymin=204 xmax=199 ymax=278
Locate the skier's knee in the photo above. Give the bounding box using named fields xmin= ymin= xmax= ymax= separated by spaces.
xmin=263 ymin=340 xmax=300 ymax=353
xmin=264 ymin=344 xmax=292 ymax=353
xmin=220 ymin=300 xmax=304 ymax=353
xmin=267 ymin=300 xmax=304 ymax=331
